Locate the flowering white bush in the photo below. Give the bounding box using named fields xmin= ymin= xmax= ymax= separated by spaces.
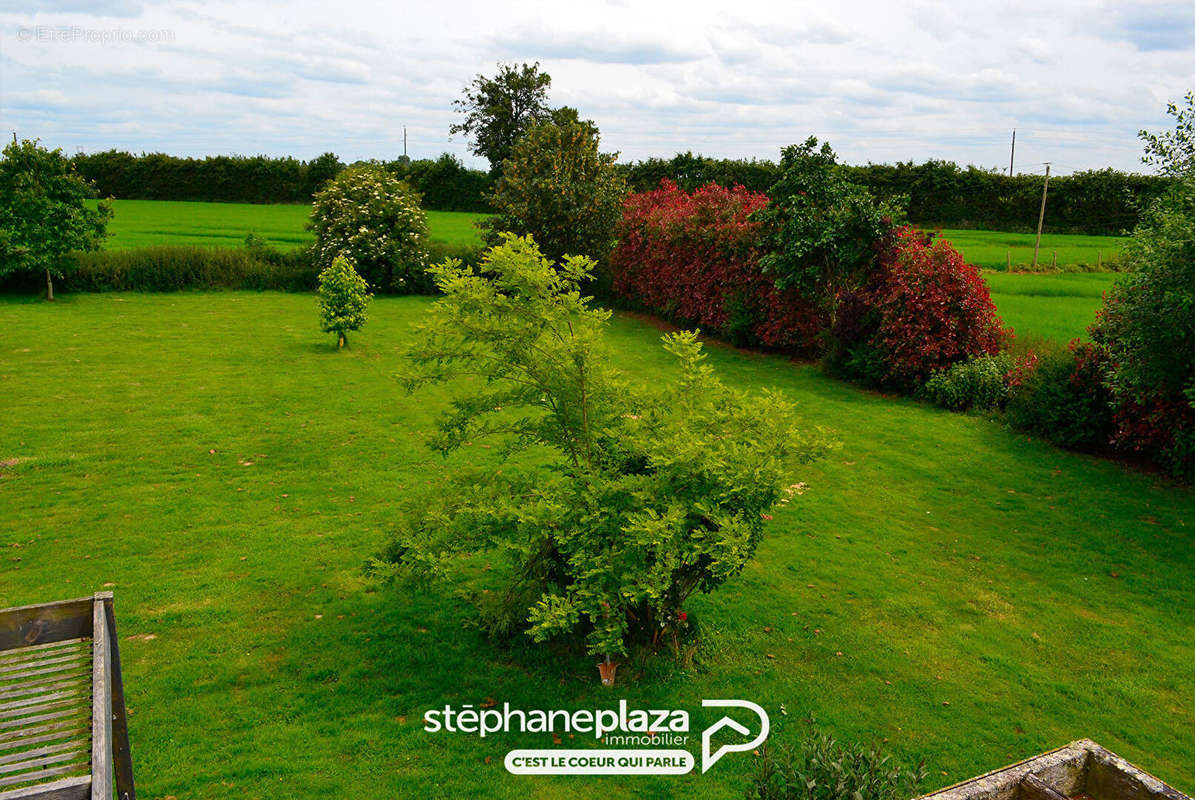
xmin=308 ymin=165 xmax=430 ymax=293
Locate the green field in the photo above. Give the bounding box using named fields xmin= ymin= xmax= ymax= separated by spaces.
xmin=2 ymin=293 xmax=1191 ymax=799
xmin=91 ymin=199 xmax=487 ymax=249
xmin=985 ymin=271 xmax=1117 ymax=345
xmin=92 ymin=201 xmax=1125 ymax=272
xmin=938 ymin=229 xmax=1126 ymax=270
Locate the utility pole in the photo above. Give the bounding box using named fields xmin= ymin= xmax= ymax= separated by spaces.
xmin=403 ymin=127 xmax=407 ymax=159
xmin=1008 ymin=129 xmax=1016 ymax=175
xmin=1031 ymin=163 xmax=1051 ymax=269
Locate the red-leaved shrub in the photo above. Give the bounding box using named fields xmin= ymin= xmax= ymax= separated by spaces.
xmin=830 ymin=228 xmax=1007 ymax=389
xmin=610 ymin=180 xmax=823 ymax=354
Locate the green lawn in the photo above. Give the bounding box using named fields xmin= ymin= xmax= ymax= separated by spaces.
xmin=938 ymin=229 xmax=1126 ymax=270
xmin=1 ymin=293 xmax=1191 ymax=799
xmin=985 ymin=272 xmax=1118 ymax=345
xmin=91 ymin=199 xmax=487 ymax=249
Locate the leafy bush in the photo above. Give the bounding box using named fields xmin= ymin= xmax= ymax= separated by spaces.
xmin=0 ymin=138 xmax=112 ymax=300
xmin=921 ymin=353 xmax=1015 ymax=411
xmin=1090 ymin=178 xmax=1195 ymax=479
xmin=57 ymin=243 xmax=318 ymax=292
xmin=754 ymin=137 xmax=904 ymax=324
xmin=485 ymin=116 xmax=628 ymax=277
xmin=829 ymin=228 xmax=1006 ymax=390
xmin=317 ymin=255 xmax=371 ymax=348
xmin=309 ymin=165 xmax=430 ymax=294
xmin=610 ymin=179 xmax=823 ymax=353
xmin=376 ymin=235 xmax=828 ymax=672
xmin=748 ymin=717 xmax=926 ymax=800
xmin=1005 ymin=341 xmax=1115 ymax=450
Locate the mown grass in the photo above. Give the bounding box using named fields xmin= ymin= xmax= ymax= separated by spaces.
xmin=90 ymin=199 xmax=487 ymax=250
xmin=938 ymin=229 xmax=1127 ymax=270
xmin=986 ymin=272 xmax=1118 ymax=346
xmin=1 ymin=292 xmax=1191 ymax=799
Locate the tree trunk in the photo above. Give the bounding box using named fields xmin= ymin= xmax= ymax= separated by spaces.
xmin=338 ymin=332 xmax=346 ymax=349
xmin=45 ymin=268 xmax=54 ymax=302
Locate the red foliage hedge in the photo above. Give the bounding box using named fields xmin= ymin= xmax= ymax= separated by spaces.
xmin=610 ymin=180 xmax=823 ymax=354
xmin=841 ymin=228 xmax=1008 ymax=388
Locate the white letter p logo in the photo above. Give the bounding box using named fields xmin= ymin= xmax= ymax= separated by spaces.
xmin=700 ymin=699 xmax=770 ymax=773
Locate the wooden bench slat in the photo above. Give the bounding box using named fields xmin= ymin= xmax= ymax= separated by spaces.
xmin=0 ymin=749 xmax=86 ymax=778
xmin=0 ymin=722 xmax=87 ymax=747
xmin=0 ymin=742 xmax=86 ymax=769
xmin=0 ymin=689 xmax=85 ymax=714
xmin=0 ymin=700 xmax=82 ymax=723
xmin=0 ymin=773 xmax=90 ymax=800
xmin=0 ymin=730 xmax=87 ymax=756
xmin=0 ymin=643 xmax=88 ymax=668
xmin=0 ymin=678 xmax=88 ymax=703
xmin=0 ymin=654 xmax=90 ymax=678
xmin=0 ymin=761 xmax=89 ymax=789
xmin=0 ymin=661 xmax=90 ymax=686
xmin=0 ymin=710 xmax=88 ymax=733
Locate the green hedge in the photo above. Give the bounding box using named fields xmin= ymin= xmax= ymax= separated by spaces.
xmin=61 ymin=245 xmax=320 ymax=292
xmin=70 ymin=151 xmax=495 ymax=212
xmin=617 ymin=153 xmax=1172 ymax=235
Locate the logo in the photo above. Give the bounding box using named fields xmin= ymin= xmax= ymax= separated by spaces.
xmin=700 ymin=699 xmax=770 ymax=773
xmin=424 ymin=698 xmax=769 ymax=776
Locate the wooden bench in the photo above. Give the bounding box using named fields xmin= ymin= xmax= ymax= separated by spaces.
xmin=0 ymin=593 xmax=135 ymax=800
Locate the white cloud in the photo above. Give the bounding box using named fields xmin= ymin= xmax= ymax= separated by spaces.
xmin=0 ymin=0 xmax=1188 ymax=173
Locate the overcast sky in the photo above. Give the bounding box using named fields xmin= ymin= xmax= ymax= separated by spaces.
xmin=1 ymin=0 xmax=1191 ymax=174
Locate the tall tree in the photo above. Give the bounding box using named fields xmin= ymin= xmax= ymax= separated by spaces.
xmin=0 ymin=139 xmax=111 ymax=300
xmin=450 ymin=62 xmax=552 ymax=174
xmin=1139 ymin=90 xmax=1195 ymax=177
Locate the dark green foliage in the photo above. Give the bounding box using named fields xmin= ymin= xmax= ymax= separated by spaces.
xmin=921 ymin=353 xmax=1015 ymax=411
xmin=450 ymin=62 xmax=553 ymax=174
xmin=484 ymin=117 xmax=628 ymax=272
xmin=754 ymin=138 xmax=903 ymax=321
xmin=1090 ymin=178 xmax=1195 ymax=478
xmin=748 ymin=718 xmax=926 ymax=800
xmin=1006 ymin=346 xmax=1115 ymax=450
xmin=0 ymin=139 xmax=112 ymax=297
xmin=385 ymin=153 xmax=494 ymax=213
xmin=54 ymin=243 xmax=318 ymax=292
xmin=70 ymin=149 xmax=496 ymax=212
xmin=620 ymin=153 xmax=1171 ymax=235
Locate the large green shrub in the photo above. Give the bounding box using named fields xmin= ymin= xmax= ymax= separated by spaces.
xmin=1090 ymin=178 xmax=1195 ymax=478
xmin=921 ymin=353 xmax=1014 ymax=411
xmin=754 ymin=138 xmax=904 ymax=325
xmin=0 ymin=138 xmax=112 ymax=300
xmin=376 ymin=235 xmax=828 ymax=674
xmin=748 ymin=718 xmax=926 ymax=800
xmin=1005 ymin=343 xmax=1115 ymax=451
xmin=309 ymin=165 xmax=430 ymax=294
xmin=485 ymin=117 xmax=628 ymax=275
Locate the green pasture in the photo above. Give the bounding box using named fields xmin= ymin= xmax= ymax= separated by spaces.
xmin=90 ymin=199 xmax=486 ymax=250
xmin=1 ymin=292 xmax=1191 ymax=799
xmin=937 ymin=229 xmax=1127 ymax=270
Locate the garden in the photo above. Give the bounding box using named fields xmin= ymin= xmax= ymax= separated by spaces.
xmin=1 ymin=62 xmax=1192 ymax=800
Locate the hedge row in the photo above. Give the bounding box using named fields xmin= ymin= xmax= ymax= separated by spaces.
xmin=69 ymin=150 xmax=495 ymax=212
xmin=71 ymin=149 xmax=1170 ymax=235
xmin=0 ymin=239 xmax=483 ymax=295
xmin=616 ymin=154 xmax=1172 ymax=235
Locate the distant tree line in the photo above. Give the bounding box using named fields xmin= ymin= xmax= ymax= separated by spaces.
xmin=618 ymin=154 xmax=1175 ymax=236
xmin=69 ymin=150 xmax=492 ymax=212
xmin=70 ymin=148 xmax=1172 ymax=234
